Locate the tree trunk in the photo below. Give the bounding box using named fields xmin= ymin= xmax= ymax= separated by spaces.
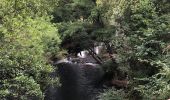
xmin=88 ymin=49 xmax=103 ymax=65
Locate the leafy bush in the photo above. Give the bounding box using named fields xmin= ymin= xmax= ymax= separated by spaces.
xmin=0 ymin=75 xmax=43 ymax=100
xmin=0 ymin=0 xmax=61 ymax=99
xmin=98 ymin=88 xmax=127 ymax=100
xmin=133 ymin=66 xmax=170 ymax=99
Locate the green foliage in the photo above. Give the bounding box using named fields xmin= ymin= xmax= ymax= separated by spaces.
xmin=152 ymin=0 xmax=170 ymax=15
xmin=97 ymin=0 xmax=170 ymax=99
xmin=0 ymin=0 xmax=60 ymax=99
xmin=58 ymin=22 xmax=93 ymax=53
xmin=92 ymin=26 xmax=116 ymax=42
xmin=96 ymin=0 xmax=130 ymax=25
xmin=0 ymin=75 xmax=43 ymax=100
xmin=98 ymin=88 xmax=127 ymax=100
xmin=133 ymin=65 xmax=170 ymax=99
xmin=0 ymin=0 xmax=58 ymax=18
xmin=52 ymin=0 xmax=95 ymax=22
xmin=123 ymin=0 xmax=170 ymax=99
xmin=55 ymin=0 xmax=118 ymax=55
xmin=53 ymin=0 xmax=99 ymax=54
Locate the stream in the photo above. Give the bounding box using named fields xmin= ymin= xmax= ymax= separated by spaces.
xmin=45 ymin=46 xmax=106 ymax=100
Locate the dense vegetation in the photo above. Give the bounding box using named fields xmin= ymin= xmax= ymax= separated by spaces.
xmin=0 ymin=0 xmax=60 ymax=99
xmin=0 ymin=0 xmax=170 ymax=100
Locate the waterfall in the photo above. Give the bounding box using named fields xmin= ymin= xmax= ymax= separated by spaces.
xmin=77 ymin=43 xmax=104 ymax=58
xmin=77 ymin=50 xmax=88 ymax=58
xmin=54 ymin=58 xmax=72 ymax=64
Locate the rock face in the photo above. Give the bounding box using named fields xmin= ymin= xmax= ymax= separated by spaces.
xmin=45 ymin=62 xmax=104 ymax=100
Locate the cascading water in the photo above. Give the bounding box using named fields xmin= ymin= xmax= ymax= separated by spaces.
xmin=45 ymin=58 xmax=105 ymax=100
xmin=77 ymin=44 xmax=104 ymax=58
xmin=45 ymin=44 xmax=106 ymax=100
